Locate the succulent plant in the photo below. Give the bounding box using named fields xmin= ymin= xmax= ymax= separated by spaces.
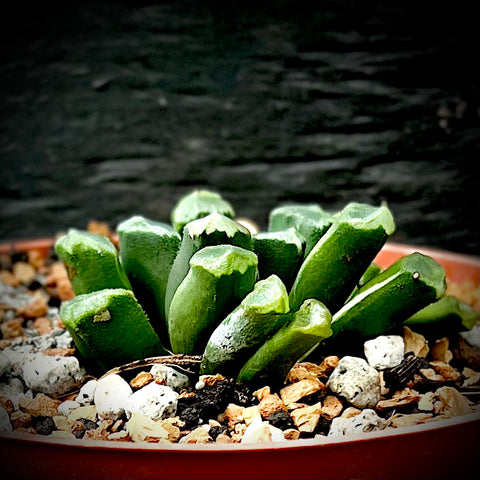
xmin=56 ymin=189 xmax=476 ymax=385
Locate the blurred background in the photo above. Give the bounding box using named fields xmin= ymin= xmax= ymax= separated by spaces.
xmin=1 ymin=0 xmax=478 ymax=254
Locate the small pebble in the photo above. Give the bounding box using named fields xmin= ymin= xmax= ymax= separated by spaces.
xmin=10 ymin=410 xmax=32 ymax=429
xmin=327 ymin=356 xmax=381 ymax=408
xmin=268 ymin=410 xmax=296 ymax=430
xmin=20 ymin=353 xmax=85 ymax=395
xmin=1 ymin=345 xmax=35 ymax=370
xmin=0 ymin=395 xmax=14 ymax=415
xmin=125 ymin=411 xmax=170 ymax=443
xmin=94 ymin=374 xmax=132 ymax=420
xmin=76 ymin=379 xmax=97 ymax=405
xmin=57 ymin=400 xmax=81 ymax=416
xmin=328 ymin=409 xmax=385 ymax=436
xmin=124 ymin=382 xmax=178 ymax=421
xmin=241 ymin=415 xmax=286 ymax=443
xmin=0 ymin=378 xmax=32 ymax=409
xmin=0 ymin=406 xmax=13 ymax=432
xmin=54 ymin=329 xmax=74 ymax=349
xmin=18 ymin=393 xmax=60 ymax=417
xmin=68 ymin=405 xmax=97 ymax=422
xmin=364 ymin=335 xmax=404 ymax=369
xmin=33 ymin=416 xmax=57 ymax=435
xmin=0 ymin=352 xmax=10 ymax=377
xmin=195 ymin=380 xmax=205 ymax=390
xmin=150 ymin=364 xmax=190 ymax=389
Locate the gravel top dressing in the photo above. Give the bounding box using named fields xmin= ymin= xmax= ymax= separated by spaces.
xmin=0 ymin=192 xmax=479 ymax=445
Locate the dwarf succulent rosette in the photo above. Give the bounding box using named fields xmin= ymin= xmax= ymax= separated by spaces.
xmin=55 ymin=189 xmax=476 ymax=387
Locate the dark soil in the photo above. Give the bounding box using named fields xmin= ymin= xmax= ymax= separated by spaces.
xmin=176 ymin=378 xmax=255 ymax=430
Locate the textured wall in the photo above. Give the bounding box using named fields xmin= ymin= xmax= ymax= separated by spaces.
xmin=1 ymin=1 xmax=479 ymax=254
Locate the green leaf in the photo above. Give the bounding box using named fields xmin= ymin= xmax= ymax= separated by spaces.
xmin=236 ymin=298 xmax=332 ymax=389
xmin=201 ymin=274 xmax=290 ymax=377
xmin=171 ymin=190 xmax=235 ymax=233
xmin=289 ymin=202 xmax=395 ymax=313
xmin=167 ymin=245 xmax=258 ymax=354
xmin=55 ymin=229 xmax=131 ymax=296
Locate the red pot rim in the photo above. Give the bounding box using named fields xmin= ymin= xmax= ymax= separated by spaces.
xmin=0 ymin=237 xmax=479 ymax=479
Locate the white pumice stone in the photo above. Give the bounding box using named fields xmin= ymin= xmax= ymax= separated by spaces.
xmin=94 ymin=374 xmax=132 ymax=420
xmin=124 ymin=382 xmax=178 ymax=421
xmin=195 ymin=380 xmax=206 ymax=390
xmin=20 ymin=353 xmax=86 ymax=396
xmin=58 ymin=400 xmax=81 ymax=416
xmin=76 ymin=379 xmax=98 ymax=405
xmin=328 ymin=409 xmax=385 ymax=436
xmin=326 ymin=356 xmax=381 ymax=408
xmin=150 ymin=364 xmax=190 ymax=390
xmin=1 ymin=346 xmax=34 ymax=370
xmin=241 ymin=415 xmax=286 ymax=443
xmin=364 ymin=335 xmax=405 ymax=369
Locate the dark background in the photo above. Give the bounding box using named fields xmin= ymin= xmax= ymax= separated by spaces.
xmin=1 ymin=0 xmax=479 ymax=254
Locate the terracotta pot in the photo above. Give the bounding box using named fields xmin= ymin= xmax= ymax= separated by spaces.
xmin=0 ymin=239 xmax=479 ymax=480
